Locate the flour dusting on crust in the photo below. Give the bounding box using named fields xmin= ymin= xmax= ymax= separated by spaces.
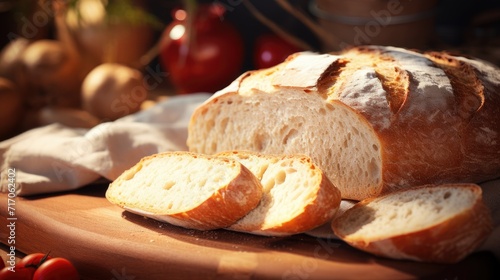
xmin=338 ymin=67 xmax=392 ymax=130
xmin=381 ymin=46 xmax=454 ymax=117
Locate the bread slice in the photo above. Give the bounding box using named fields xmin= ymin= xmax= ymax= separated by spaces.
xmin=105 ymin=151 xmax=263 ymax=230
xmin=332 ymin=184 xmax=493 ymax=263
xmin=187 ymin=46 xmax=500 ymax=201
xmin=216 ymin=151 xmax=341 ymax=236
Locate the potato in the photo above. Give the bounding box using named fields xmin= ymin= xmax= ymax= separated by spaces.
xmin=0 ymin=37 xmax=30 ymax=76
xmin=81 ymin=63 xmax=147 ymax=120
xmin=0 ymin=78 xmax=24 ymax=139
xmin=0 ymin=37 xmax=32 ymax=96
xmin=22 ymin=39 xmax=84 ymax=108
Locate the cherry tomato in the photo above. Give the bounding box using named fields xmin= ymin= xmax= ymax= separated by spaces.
xmin=253 ymin=33 xmax=302 ymax=69
xmin=0 ymin=266 xmax=34 ymax=280
xmin=160 ymin=3 xmax=245 ymax=94
xmin=19 ymin=253 xmax=52 ymax=268
xmin=32 ymin=258 xmax=79 ymax=280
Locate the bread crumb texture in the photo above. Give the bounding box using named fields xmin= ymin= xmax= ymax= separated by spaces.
xmin=107 ymin=152 xmax=243 ymax=214
xmin=338 ymin=186 xmax=473 ymax=239
xmin=218 ymin=151 xmax=341 ymax=236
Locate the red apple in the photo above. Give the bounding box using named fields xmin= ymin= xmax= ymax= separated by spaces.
xmin=159 ymin=4 xmax=245 ymax=94
xmin=253 ymin=33 xmax=302 ymax=69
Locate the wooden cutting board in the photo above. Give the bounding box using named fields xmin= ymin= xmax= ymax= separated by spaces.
xmin=1 ymin=183 xmax=498 ymax=280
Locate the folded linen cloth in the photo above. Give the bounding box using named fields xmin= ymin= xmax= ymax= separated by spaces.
xmin=0 ymin=92 xmax=498 ymax=260
xmin=0 ymin=93 xmax=211 ymax=196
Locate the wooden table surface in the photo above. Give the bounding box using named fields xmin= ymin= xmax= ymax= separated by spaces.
xmin=1 ymin=183 xmax=499 ymax=280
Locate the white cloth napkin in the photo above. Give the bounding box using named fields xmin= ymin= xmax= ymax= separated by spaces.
xmin=0 ymin=92 xmax=498 ymax=260
xmin=0 ymin=93 xmax=211 ymax=196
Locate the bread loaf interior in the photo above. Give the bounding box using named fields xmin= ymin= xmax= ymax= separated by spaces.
xmin=190 ymin=87 xmax=383 ymax=199
xmin=227 ymin=153 xmax=324 ymax=229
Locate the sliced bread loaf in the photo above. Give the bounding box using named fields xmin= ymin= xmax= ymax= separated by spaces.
xmin=217 ymin=151 xmax=341 ymax=236
xmin=332 ymin=184 xmax=493 ymax=263
xmin=105 ymin=151 xmax=263 ymax=230
xmin=187 ymin=46 xmax=500 ymax=201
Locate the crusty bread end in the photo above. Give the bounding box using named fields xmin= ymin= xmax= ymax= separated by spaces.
xmin=332 ymin=184 xmax=493 ymax=263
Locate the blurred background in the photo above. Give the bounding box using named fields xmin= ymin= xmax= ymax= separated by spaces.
xmin=0 ymin=0 xmax=499 ymax=140
xmin=1 ymin=0 xmax=498 ymax=66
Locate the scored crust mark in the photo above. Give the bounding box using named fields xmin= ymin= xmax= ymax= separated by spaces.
xmin=424 ymin=52 xmax=485 ymax=122
xmin=375 ymin=65 xmax=410 ymax=116
xmin=271 ymin=52 xmax=341 ymax=91
xmin=327 ymin=47 xmax=411 ymax=116
xmin=375 ymin=46 xmax=456 ymax=119
xmin=348 ymin=46 xmax=411 ymax=115
xmin=316 ymin=58 xmax=348 ymax=98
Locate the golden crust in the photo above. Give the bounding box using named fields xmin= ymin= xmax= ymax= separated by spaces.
xmin=168 ymin=164 xmax=263 ymax=230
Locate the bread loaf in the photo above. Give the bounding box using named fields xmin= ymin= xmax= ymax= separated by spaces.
xmin=105 ymin=151 xmax=263 ymax=230
xmin=187 ymin=45 xmax=500 ymax=200
xmin=332 ymin=184 xmax=493 ymax=263
xmin=217 ymin=151 xmax=341 ymax=236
